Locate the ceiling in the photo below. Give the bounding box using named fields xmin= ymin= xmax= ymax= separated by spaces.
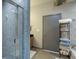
xmin=30 ymin=0 xmax=54 ymax=7
xmin=30 ymin=0 xmax=76 ymax=7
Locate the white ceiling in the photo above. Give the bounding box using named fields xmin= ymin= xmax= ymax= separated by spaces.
xmin=30 ymin=0 xmax=54 ymax=7
xmin=30 ymin=0 xmax=76 ymax=7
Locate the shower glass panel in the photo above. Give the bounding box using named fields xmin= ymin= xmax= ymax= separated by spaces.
xmin=3 ymin=1 xmax=24 ymax=59
xmin=17 ymin=6 xmax=23 ymax=59
xmin=2 ymin=2 xmax=18 ymax=59
xmin=12 ymin=0 xmax=24 ymax=7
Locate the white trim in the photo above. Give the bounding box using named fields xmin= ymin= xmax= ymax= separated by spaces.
xmin=43 ymin=49 xmax=59 ymax=54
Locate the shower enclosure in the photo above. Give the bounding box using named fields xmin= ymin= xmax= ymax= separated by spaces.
xmin=2 ymin=0 xmax=30 ymax=59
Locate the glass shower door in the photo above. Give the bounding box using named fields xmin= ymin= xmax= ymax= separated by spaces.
xmin=2 ymin=2 xmax=18 ymax=59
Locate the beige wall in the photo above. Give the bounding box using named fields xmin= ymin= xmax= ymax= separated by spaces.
xmin=30 ymin=2 xmax=76 ymax=48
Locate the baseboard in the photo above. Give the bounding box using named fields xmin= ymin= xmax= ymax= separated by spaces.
xmin=43 ymin=49 xmax=59 ymax=54
xmin=32 ymin=46 xmax=59 ymax=54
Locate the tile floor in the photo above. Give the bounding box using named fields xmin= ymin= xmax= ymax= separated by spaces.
xmin=30 ymin=50 xmax=37 ymax=59
xmin=31 ymin=48 xmax=69 ymax=59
